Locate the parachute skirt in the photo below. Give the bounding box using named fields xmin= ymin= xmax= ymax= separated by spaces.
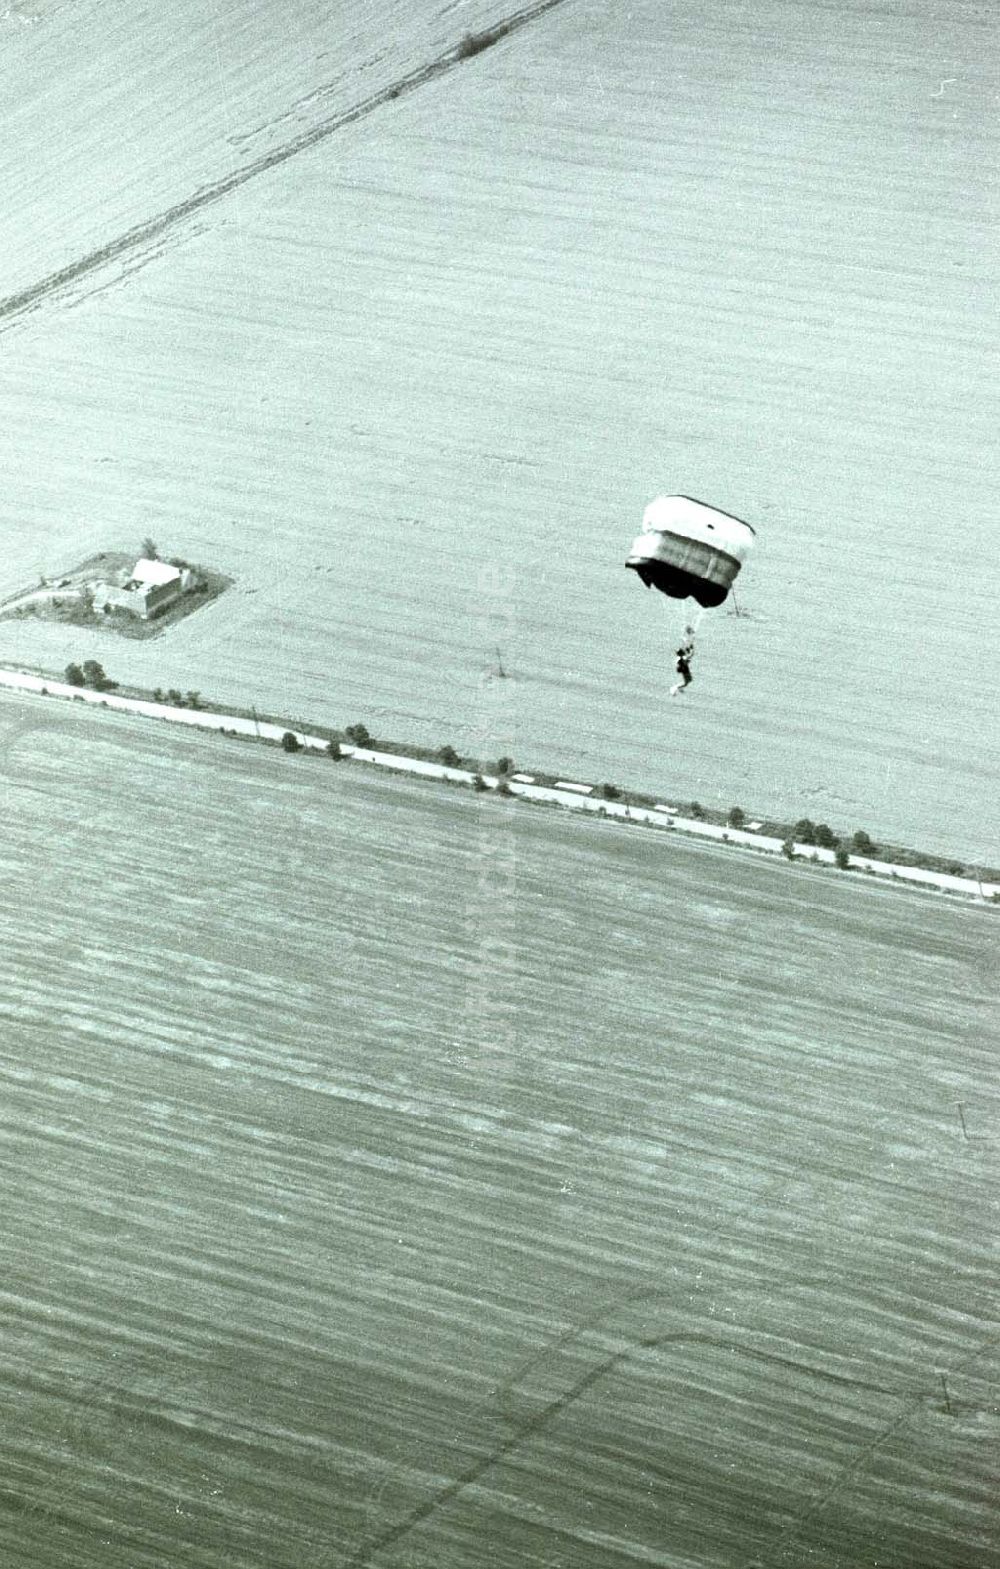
xmin=626 ymin=495 xmax=754 ymax=609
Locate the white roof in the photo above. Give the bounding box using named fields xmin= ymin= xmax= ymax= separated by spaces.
xmin=133 ymin=557 xmax=181 ymax=586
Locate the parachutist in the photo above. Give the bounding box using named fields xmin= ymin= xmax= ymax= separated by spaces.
xmin=626 ymin=498 xmax=754 ymax=696
xmin=670 ymin=632 xmax=695 ymax=696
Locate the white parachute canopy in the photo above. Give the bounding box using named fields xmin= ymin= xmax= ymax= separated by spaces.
xmin=626 ymin=495 xmax=755 ymax=609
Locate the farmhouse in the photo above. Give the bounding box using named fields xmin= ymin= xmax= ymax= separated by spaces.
xmin=93 ymin=557 xmax=193 ymax=620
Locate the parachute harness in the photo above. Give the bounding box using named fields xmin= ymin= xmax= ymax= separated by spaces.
xmin=675 ymin=605 xmax=706 ymax=650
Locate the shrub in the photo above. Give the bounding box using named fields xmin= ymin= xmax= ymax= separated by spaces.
xmin=281 ymin=731 xmax=301 ymax=753
xmin=64 ymin=663 xmax=85 ymax=686
xmin=456 ymin=26 xmax=507 ymax=59
xmin=794 ymin=818 xmax=816 ymax=843
xmin=814 ymin=823 xmax=838 ymax=849
xmin=781 ymin=837 xmax=796 ymax=860
xmin=496 ymin=756 xmax=514 ymax=776
xmin=600 ymin=783 xmax=622 ymax=800
xmin=834 ymin=847 xmax=850 ymax=870
xmin=727 ymin=806 xmax=746 ymax=829
xmin=141 ymin=536 xmax=158 ymax=559
xmin=152 ymin=688 xmax=164 ymax=702
xmin=186 ymin=690 xmax=201 ymax=709
xmin=327 ymin=740 xmax=345 ymax=760
xmin=345 ymin=723 xmax=371 ymax=746
xmin=946 ymin=862 xmax=966 ymax=878
xmin=852 ymin=829 xmax=876 ymax=854
xmin=438 ymin=745 xmax=461 ymax=767
xmin=81 ymin=659 xmax=109 ymax=690
xmin=166 ymin=689 xmax=183 ymax=705
xmin=689 ymin=802 xmax=705 ymax=820
xmin=472 ymin=773 xmax=488 ymax=792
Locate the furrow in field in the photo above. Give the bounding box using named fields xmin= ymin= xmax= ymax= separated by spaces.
xmin=3 ymin=699 xmax=997 ymax=1566
xmin=0 ymin=0 xmax=571 ymax=331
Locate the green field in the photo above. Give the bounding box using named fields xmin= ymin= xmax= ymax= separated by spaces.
xmin=3 ymin=690 xmax=996 ymax=1568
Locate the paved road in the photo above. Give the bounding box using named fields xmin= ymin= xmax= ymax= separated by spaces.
xmin=1 ymin=666 xmax=995 ymax=901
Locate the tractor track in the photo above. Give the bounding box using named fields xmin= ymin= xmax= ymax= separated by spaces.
xmin=0 ymin=0 xmax=571 ymax=333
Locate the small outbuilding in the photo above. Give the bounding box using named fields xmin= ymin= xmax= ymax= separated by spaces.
xmin=93 ymin=557 xmax=193 ymax=620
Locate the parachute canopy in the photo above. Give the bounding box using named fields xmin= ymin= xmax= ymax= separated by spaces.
xmin=626 ymin=495 xmax=754 ymax=609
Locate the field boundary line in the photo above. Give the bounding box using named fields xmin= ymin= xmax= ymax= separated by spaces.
xmin=0 ymin=0 xmax=572 ymax=331
xmin=0 ymin=665 xmax=996 ymax=904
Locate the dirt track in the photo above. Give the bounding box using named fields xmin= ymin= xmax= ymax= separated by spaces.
xmin=0 ymin=1 xmax=567 ymax=330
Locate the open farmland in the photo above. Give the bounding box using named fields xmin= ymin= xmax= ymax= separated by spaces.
xmin=0 ymin=0 xmax=538 ymax=300
xmin=1 ymin=0 xmax=998 ymax=860
xmin=2 ymin=688 xmax=997 ymax=1568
